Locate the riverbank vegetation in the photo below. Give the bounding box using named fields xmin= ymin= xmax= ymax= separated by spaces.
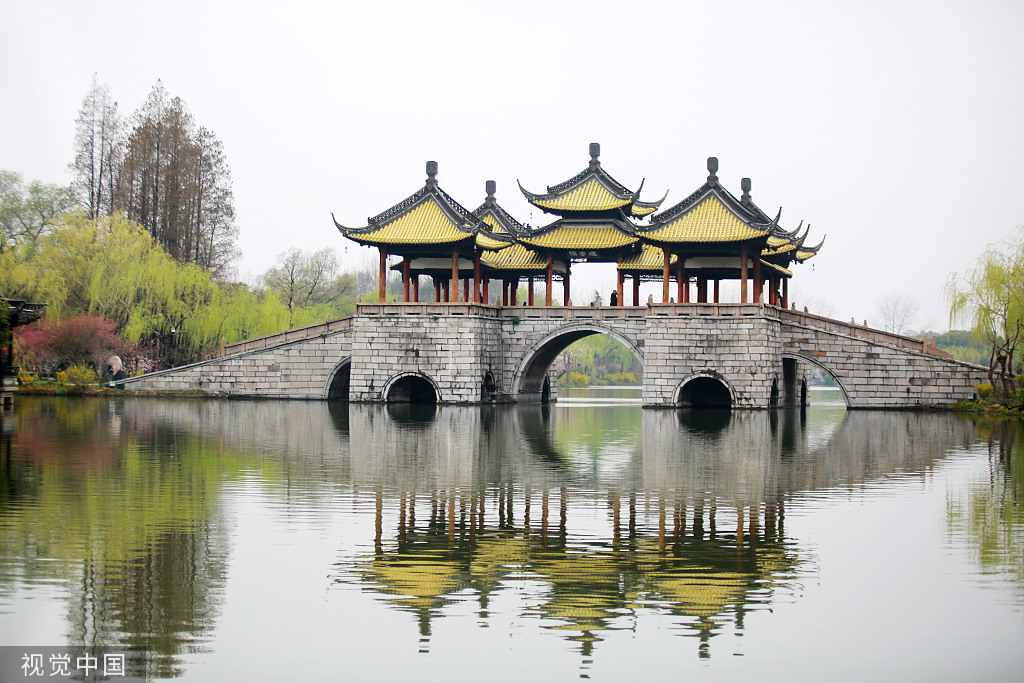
xmin=947 ymin=226 xmax=1024 ymax=415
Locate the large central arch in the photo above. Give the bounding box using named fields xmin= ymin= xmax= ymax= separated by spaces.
xmin=781 ymin=353 xmax=850 ymax=408
xmin=511 ymin=324 xmax=644 ymax=403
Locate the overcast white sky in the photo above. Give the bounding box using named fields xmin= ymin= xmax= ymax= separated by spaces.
xmin=3 ymin=0 xmax=1022 ymax=330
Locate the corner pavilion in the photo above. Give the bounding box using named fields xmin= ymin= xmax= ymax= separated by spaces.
xmin=333 ymin=144 xmax=823 ymax=306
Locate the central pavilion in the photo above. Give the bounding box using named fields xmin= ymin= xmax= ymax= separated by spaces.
xmin=333 ymin=144 xmax=822 ymax=307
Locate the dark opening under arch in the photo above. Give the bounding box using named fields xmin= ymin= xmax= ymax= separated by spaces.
xmin=327 ymin=361 xmax=351 ymax=401
xmin=386 ymin=375 xmax=438 ymax=404
xmin=678 ymin=376 xmax=732 ymax=408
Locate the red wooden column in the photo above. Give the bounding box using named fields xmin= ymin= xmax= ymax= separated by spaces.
xmin=402 ymin=257 xmax=410 ymax=302
xmin=697 ymin=277 xmax=707 ymax=303
xmin=662 ymin=248 xmax=671 ymax=303
xmin=511 ymin=278 xmax=519 ymax=306
xmin=502 ymin=279 xmax=508 ymax=306
xmin=483 ymin=276 xmax=489 ymax=304
xmin=753 ymin=258 xmax=762 ymax=304
xmin=676 ymin=249 xmax=686 ymax=303
xmin=378 ymin=246 xmax=388 ymax=302
xmin=632 ymin=275 xmax=640 ymax=306
xmin=443 ymin=279 xmax=450 ymax=302
xmin=617 ymin=270 xmax=625 ymax=306
xmin=451 ymin=248 xmax=459 ymax=302
xmin=463 ymin=278 xmax=469 ymax=302
xmin=563 ymin=264 xmax=571 ymax=306
xmin=434 ymin=277 xmax=440 ymax=302
xmin=782 ymin=277 xmax=788 ymax=309
xmin=527 ymin=276 xmax=534 ymax=306
xmin=545 ymin=251 xmax=553 ymax=307
xmin=713 ymin=279 xmax=720 ymax=304
xmin=740 ymin=244 xmax=748 ymax=304
xmin=413 ymin=274 xmax=419 ymax=302
xmin=473 ymin=251 xmax=481 ymax=303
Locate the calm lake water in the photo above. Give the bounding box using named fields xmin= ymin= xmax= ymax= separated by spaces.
xmin=1 ymin=389 xmax=1023 ymax=681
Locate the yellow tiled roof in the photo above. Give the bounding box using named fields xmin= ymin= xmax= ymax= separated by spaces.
xmin=617 ymin=244 xmax=676 ymax=271
xmin=761 ymin=242 xmax=797 ymax=257
xmin=475 ymin=232 xmax=512 ymax=250
xmin=351 ymin=197 xmax=473 ymax=245
xmin=760 ymin=259 xmax=792 ymax=276
xmin=646 ymin=194 xmax=769 ymax=244
xmin=481 ymin=244 xmax=550 ymax=271
xmin=481 ymin=214 xmax=508 ymax=233
xmin=766 ymin=235 xmax=790 ymax=248
xmin=795 ymin=249 xmax=818 ymax=262
xmin=532 ymin=177 xmax=632 ymax=212
xmin=519 ymin=224 xmax=637 ymax=250
xmin=631 ymin=203 xmax=658 ymax=217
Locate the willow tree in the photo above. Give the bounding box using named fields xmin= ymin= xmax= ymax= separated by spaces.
xmin=947 ymin=227 xmax=1024 ymax=393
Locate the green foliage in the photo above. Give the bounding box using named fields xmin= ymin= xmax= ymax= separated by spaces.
xmin=947 ymin=226 xmax=1024 ymax=393
xmin=0 ymin=170 xmax=77 ymax=253
xmin=558 ymin=371 xmax=591 ymax=387
xmin=602 ymin=372 xmax=640 ymax=386
xmin=56 ymin=364 xmax=99 ymax=391
xmin=17 ymin=371 xmax=41 ymax=388
xmin=977 ymin=384 xmax=994 ymax=398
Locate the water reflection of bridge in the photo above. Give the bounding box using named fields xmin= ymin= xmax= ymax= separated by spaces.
xmin=6 ymin=397 xmax=979 ymax=669
xmin=345 ymin=484 xmax=794 ymax=660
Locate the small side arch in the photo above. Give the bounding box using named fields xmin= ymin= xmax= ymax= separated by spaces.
xmin=381 ymin=372 xmax=441 ymax=404
xmin=674 ymin=371 xmax=735 ymax=408
xmin=325 ymin=358 xmax=352 ymax=401
xmin=781 ymin=353 xmax=851 ymax=407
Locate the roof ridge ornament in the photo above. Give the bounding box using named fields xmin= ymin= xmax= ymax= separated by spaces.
xmin=707 ymin=157 xmax=719 ymax=186
xmin=741 ymin=177 xmax=751 ymax=204
xmin=426 ymin=160 xmax=438 ymax=188
xmin=589 ymin=142 xmax=601 ymax=169
xmin=485 ymin=179 xmax=496 ymax=206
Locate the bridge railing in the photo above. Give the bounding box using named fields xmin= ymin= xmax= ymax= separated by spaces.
xmin=221 ymin=316 xmax=354 ymax=356
xmin=217 ymin=302 xmax=943 ymax=360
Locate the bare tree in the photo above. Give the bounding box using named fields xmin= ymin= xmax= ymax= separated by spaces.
xmin=71 ymin=75 xmax=123 ymax=219
xmin=877 ymin=293 xmax=919 ymax=335
xmin=263 ymin=247 xmax=353 ymax=325
xmin=0 ymin=170 xmax=76 ymax=251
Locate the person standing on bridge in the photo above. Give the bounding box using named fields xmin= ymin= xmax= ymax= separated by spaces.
xmin=609 ymin=291 xmax=618 ymax=307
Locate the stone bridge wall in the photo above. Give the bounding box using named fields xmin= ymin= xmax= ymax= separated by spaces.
xmin=119 ymin=304 xmax=988 ymax=408
xmin=121 ymin=328 xmax=353 ymax=399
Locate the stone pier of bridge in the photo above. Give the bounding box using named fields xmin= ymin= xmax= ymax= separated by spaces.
xmin=118 ymin=303 xmax=989 ymax=409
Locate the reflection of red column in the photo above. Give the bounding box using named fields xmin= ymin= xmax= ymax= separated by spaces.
xmin=736 ymin=506 xmax=745 ymax=549
xmin=612 ymin=491 xmax=621 ymax=546
xmin=658 ymin=498 xmax=666 ymax=557
xmin=541 ymin=490 xmax=549 ymax=546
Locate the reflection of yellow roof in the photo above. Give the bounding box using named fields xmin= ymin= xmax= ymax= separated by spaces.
xmin=532 ymin=177 xmax=632 ymax=212
xmin=519 ymin=225 xmax=637 ymax=250
xmin=367 ymin=558 xmax=462 ymax=597
xmin=643 ymin=571 xmax=753 ymax=618
xmin=481 ymin=244 xmax=550 ymax=271
xmin=646 ymin=194 xmax=769 ymax=244
xmin=618 ymin=244 xmax=676 ymax=271
xmin=760 ymin=259 xmax=792 ymax=276
xmin=354 ymin=197 xmax=472 ymax=245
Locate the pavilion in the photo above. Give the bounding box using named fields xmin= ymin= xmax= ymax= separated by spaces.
xmin=333 ymin=145 xmax=822 ymax=306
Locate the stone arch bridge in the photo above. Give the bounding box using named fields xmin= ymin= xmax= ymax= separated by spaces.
xmin=119 ymin=303 xmax=988 ymax=409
